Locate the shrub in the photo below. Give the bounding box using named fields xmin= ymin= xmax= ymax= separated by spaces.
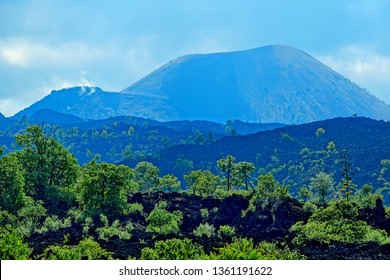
xmin=200 ymin=208 xmax=209 ymax=219
xmin=125 ymin=203 xmax=144 ymax=215
xmin=208 ymin=238 xmax=305 ymax=260
xmin=193 ymin=223 xmax=215 ymax=238
xmin=96 ymin=218 xmax=133 ymax=241
xmin=40 ymin=238 xmax=113 ymax=260
xmin=140 ymin=238 xmax=205 ymax=260
xmin=0 ymin=225 xmax=31 ymax=260
xmin=291 ymin=199 xmax=390 ymax=245
xmin=146 ymin=201 xmax=183 ymax=235
xmin=35 ymin=215 xmax=72 ymax=234
xmin=218 ymin=225 xmax=236 ymax=238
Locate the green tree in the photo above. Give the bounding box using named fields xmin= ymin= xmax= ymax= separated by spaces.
xmin=141 ymin=238 xmax=204 ymax=260
xmin=217 ymin=155 xmax=236 ymax=191
xmin=134 ymin=161 xmax=160 ymax=193
xmin=0 ymin=225 xmax=31 ymax=260
xmin=0 ymin=155 xmax=26 ymax=214
xmin=340 ymin=149 xmax=355 ymax=201
xmin=184 ymin=170 xmax=220 ymax=196
xmin=78 ymin=161 xmax=136 ymax=216
xmin=15 ymin=125 xmax=79 ymax=203
xmin=158 ymin=174 xmax=181 ymax=193
xmin=234 ymin=161 xmax=255 ymax=190
xmin=309 ymin=172 xmax=335 ymax=205
xmin=316 ymin=128 xmax=325 ymax=137
xmin=146 ymin=201 xmax=183 ymax=235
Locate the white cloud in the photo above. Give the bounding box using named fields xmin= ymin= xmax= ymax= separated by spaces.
xmin=0 ymin=38 xmax=103 ymax=68
xmin=317 ymin=46 xmax=390 ymax=103
xmin=0 ymin=98 xmax=24 ymax=117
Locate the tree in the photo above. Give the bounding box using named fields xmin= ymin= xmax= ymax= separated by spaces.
xmin=146 ymin=201 xmax=183 ymax=235
xmin=0 ymin=225 xmax=31 ymax=260
xmin=316 ymin=128 xmax=325 ymax=137
xmin=340 ymin=149 xmax=355 ymax=201
xmin=15 ymin=125 xmax=79 ymax=203
xmin=234 ymin=161 xmax=255 ymax=190
xmin=158 ymin=174 xmax=181 ymax=193
xmin=134 ymin=161 xmax=160 ymax=193
xmin=78 ymin=161 xmax=135 ymax=216
xmin=309 ymin=172 xmax=335 ymax=205
xmin=217 ymin=155 xmax=236 ymax=191
xmin=0 ymin=155 xmax=26 ymax=214
xmin=184 ymin=170 xmax=219 ymax=196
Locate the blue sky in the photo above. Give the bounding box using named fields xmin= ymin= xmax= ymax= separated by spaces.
xmin=1 ymin=0 xmax=390 ymax=116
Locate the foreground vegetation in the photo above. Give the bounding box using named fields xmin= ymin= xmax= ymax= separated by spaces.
xmin=1 ymin=125 xmax=390 ymax=260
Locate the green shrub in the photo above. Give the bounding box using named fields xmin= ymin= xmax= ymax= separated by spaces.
xmin=146 ymin=201 xmax=183 ymax=235
xmin=17 ymin=198 xmax=47 ymax=237
xmin=35 ymin=215 xmax=72 ymax=234
xmin=96 ymin=218 xmax=133 ymax=241
xmin=218 ymin=225 xmax=236 ymax=238
xmin=193 ymin=223 xmax=215 ymax=238
xmin=140 ymin=238 xmax=205 ymax=260
xmin=200 ymin=208 xmax=209 ymax=219
xmin=303 ymin=201 xmax=318 ymax=213
xmin=0 ymin=225 xmax=31 ymax=260
xmin=125 ymin=202 xmax=144 ymax=215
xmin=291 ymin=199 xmax=390 ymax=245
xmin=208 ymin=238 xmax=305 ymax=260
xmin=40 ymin=238 xmax=113 ymax=260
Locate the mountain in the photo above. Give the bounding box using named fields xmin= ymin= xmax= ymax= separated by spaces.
xmin=122 ymin=45 xmax=390 ymax=123
xmin=12 ymin=45 xmax=390 ymax=123
xmin=30 ymin=109 xmax=85 ymax=125
xmin=13 ymin=86 xmax=175 ymax=121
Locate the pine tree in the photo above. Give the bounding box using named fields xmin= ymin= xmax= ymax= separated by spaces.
xmin=340 ymin=149 xmax=354 ymax=201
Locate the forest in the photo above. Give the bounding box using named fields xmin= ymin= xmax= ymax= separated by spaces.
xmin=1 ymin=124 xmax=390 ymax=260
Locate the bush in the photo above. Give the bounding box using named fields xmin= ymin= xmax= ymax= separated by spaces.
xmin=146 ymin=201 xmax=183 ymax=235
xmin=0 ymin=226 xmax=31 ymax=260
xmin=291 ymin=199 xmax=390 ymax=245
xmin=96 ymin=216 xmax=133 ymax=241
xmin=35 ymin=215 xmax=72 ymax=234
xmin=218 ymin=225 xmax=236 ymax=238
xmin=40 ymin=238 xmax=113 ymax=260
xmin=200 ymin=208 xmax=209 ymax=219
xmin=140 ymin=238 xmax=205 ymax=260
xmin=208 ymin=238 xmax=305 ymax=260
xmin=125 ymin=203 xmax=144 ymax=215
xmin=193 ymin=223 xmax=215 ymax=238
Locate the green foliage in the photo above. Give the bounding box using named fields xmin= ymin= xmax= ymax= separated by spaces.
xmin=217 ymin=155 xmax=235 ymax=191
xmin=0 ymin=225 xmax=32 ymax=259
xmin=298 ymin=186 xmax=312 ymax=202
xmin=208 ymin=238 xmax=306 ymax=260
xmin=300 ymin=147 xmax=310 ymax=157
xmin=40 ymin=238 xmax=113 ymax=260
xmin=35 ymin=215 xmax=71 ymax=234
xmin=134 ymin=161 xmax=160 ymax=193
xmin=193 ymin=223 xmax=215 ymax=238
xmin=140 ymin=238 xmax=205 ymax=260
xmin=340 ymin=149 xmax=355 ymax=201
xmin=233 ymin=161 xmax=255 ymax=190
xmin=184 ymin=170 xmax=220 ymax=196
xmin=200 ymin=208 xmax=209 ymax=219
xmin=0 ymin=154 xmax=26 ymax=214
xmin=17 ymin=198 xmax=47 ymax=237
xmin=291 ymin=199 xmax=390 ymax=245
xmin=218 ymin=225 xmax=236 ymax=238
xmin=125 ymin=202 xmax=144 ymax=215
xmin=158 ymin=174 xmax=181 ymax=193
xmin=309 ymin=172 xmax=335 ymax=205
xmin=381 ymin=159 xmax=390 ymax=175
xmin=78 ymin=161 xmax=135 ymax=216
xmin=302 ymin=201 xmax=318 ymax=213
xmin=96 ymin=215 xmax=133 ymax=241
xmin=146 ymin=201 xmax=183 ymax=235
xmin=327 ymin=141 xmax=336 ymax=152
xmin=15 ymin=125 xmax=79 ymax=203
xmin=316 ymin=128 xmax=325 ymax=137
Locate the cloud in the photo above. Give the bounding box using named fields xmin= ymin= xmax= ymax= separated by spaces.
xmin=317 ymin=46 xmax=390 ymax=103
xmin=0 ymin=38 xmax=103 ymax=68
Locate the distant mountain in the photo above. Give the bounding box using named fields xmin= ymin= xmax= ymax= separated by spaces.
xmin=122 ymin=45 xmax=390 ymax=123
xmin=13 ymin=45 xmax=390 ymax=124
xmin=30 ymin=109 xmax=85 ymax=125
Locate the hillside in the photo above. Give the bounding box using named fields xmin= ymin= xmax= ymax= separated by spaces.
xmin=125 ymin=117 xmax=390 ymax=196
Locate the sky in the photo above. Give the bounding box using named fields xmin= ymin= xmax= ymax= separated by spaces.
xmin=1 ymin=0 xmax=390 ymax=116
